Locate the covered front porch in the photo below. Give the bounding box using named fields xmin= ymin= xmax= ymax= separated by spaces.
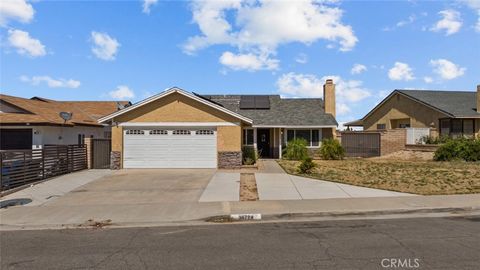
xmin=242 ymin=127 xmax=335 ymax=159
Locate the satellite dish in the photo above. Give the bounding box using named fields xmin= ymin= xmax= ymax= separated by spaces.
xmin=59 ymin=112 xmax=73 ymax=123
xmin=116 ymin=102 xmax=125 ymax=110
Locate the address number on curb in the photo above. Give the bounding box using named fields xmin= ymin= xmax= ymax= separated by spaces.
xmin=230 ymin=214 xmax=262 ymax=221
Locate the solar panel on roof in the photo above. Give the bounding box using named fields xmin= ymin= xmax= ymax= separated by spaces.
xmin=240 ymin=96 xmax=255 ymax=109
xmin=254 ymin=96 xmax=270 ymax=109
xmin=240 ymin=95 xmax=270 ymax=110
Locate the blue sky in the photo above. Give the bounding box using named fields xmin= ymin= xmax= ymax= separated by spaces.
xmin=1 ymin=0 xmax=479 ymax=125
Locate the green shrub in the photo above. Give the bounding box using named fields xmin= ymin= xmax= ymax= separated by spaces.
xmin=434 ymin=138 xmax=480 ymax=162
xmin=242 ymin=146 xmax=258 ymax=165
xmin=319 ymin=138 xmax=345 ymax=160
xmin=298 ymin=157 xmax=316 ymax=174
xmin=283 ymin=138 xmax=308 ymax=160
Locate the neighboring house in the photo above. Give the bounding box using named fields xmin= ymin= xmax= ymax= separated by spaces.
xmin=345 ymin=85 xmax=480 ymax=138
xmin=98 ymin=80 xmax=338 ymax=169
xmin=0 ymin=94 xmax=131 ymax=150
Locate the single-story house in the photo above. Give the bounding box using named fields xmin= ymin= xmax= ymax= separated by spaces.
xmin=98 ymin=80 xmax=338 ymax=169
xmin=345 ymin=85 xmax=480 ymax=138
xmin=0 ymin=94 xmax=131 ymax=150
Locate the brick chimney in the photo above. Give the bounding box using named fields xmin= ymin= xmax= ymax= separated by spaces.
xmin=323 ymin=79 xmax=336 ymax=118
xmin=477 ymin=84 xmax=480 ymax=113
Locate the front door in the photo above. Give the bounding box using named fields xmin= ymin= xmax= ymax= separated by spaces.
xmin=256 ymin=128 xmax=270 ymax=158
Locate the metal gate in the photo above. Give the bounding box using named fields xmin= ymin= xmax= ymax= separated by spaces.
xmin=341 ymin=132 xmax=381 ymax=157
xmin=92 ymin=139 xmax=111 ymax=169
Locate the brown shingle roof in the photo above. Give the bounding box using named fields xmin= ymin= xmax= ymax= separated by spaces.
xmin=0 ymin=94 xmax=130 ymax=126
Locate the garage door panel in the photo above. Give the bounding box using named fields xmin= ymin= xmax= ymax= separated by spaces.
xmin=124 ymin=128 xmax=217 ymax=169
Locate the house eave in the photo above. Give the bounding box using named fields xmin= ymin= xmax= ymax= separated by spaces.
xmin=98 ymin=87 xmax=253 ymax=124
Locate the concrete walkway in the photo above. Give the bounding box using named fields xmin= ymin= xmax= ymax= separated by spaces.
xmin=199 ymin=172 xmax=240 ymax=202
xmin=0 ymin=170 xmax=112 ymax=207
xmin=257 ymin=159 xmax=285 ymax=173
xmin=200 ymin=159 xmax=413 ymax=202
xmin=256 ymin=174 xmax=414 ymax=200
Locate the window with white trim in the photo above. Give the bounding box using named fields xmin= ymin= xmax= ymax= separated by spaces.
xmin=173 ymin=130 xmax=191 ymax=135
xmin=243 ymin=129 xmax=254 ymax=145
xmin=126 ymin=130 xmax=144 ymax=135
xmin=149 ymin=130 xmax=168 ymax=135
xmin=285 ymin=129 xmax=321 ymax=147
xmin=196 ymin=130 xmax=214 ymax=135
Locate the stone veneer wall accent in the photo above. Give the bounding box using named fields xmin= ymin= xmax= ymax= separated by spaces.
xmin=218 ymin=151 xmax=242 ymax=169
xmin=110 ymin=151 xmax=121 ymax=170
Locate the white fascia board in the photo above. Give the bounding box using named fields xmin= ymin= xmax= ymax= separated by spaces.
xmin=119 ymin=122 xmax=240 ymax=127
xmin=252 ymin=125 xmax=337 ymax=128
xmin=98 ymin=87 xmax=253 ymax=124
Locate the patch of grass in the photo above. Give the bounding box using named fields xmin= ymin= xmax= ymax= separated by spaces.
xmin=277 ymin=159 xmax=480 ymax=195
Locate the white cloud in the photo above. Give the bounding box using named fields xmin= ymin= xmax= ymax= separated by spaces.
xmin=184 ymin=0 xmax=357 ymax=71
xmin=430 ymin=9 xmax=462 ymax=35
xmin=90 ymin=31 xmax=120 ymax=61
xmin=109 ymin=85 xmax=135 ymax=100
xmin=476 ymin=15 xmax=480 ymax=32
xmin=423 ymin=76 xmax=434 ymax=83
xmin=337 ymin=103 xmax=351 ymax=115
xmin=0 ymin=0 xmax=34 ymax=27
xmin=276 ymin=72 xmax=371 ymax=116
xmin=7 ymin=29 xmax=45 ymax=57
xmin=396 ymin=14 xmax=416 ymax=27
xmin=142 ymin=0 xmax=158 ymax=14
xmin=430 ymin=59 xmax=466 ymax=80
xmin=459 ymin=1 xmax=480 ymax=32
xmin=351 ymin=63 xmax=367 ymax=75
xmin=219 ymin=51 xmax=279 ymax=71
xmin=388 ymin=62 xmax=415 ymax=81
xmin=295 ymin=53 xmax=308 ymax=64
xmin=20 ymin=75 xmax=81 ymax=88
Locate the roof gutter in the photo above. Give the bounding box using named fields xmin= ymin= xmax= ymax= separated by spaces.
xmin=252 ymin=125 xmax=337 ymax=128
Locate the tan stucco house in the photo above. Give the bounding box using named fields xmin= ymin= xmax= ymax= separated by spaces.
xmin=345 ymin=85 xmax=480 ymax=138
xmin=98 ymin=80 xmax=338 ymax=169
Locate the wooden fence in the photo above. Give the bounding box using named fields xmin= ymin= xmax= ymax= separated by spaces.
xmin=341 ymin=132 xmax=381 ymax=157
xmin=0 ymin=145 xmax=87 ymax=191
xmin=91 ymin=139 xmax=111 ymax=169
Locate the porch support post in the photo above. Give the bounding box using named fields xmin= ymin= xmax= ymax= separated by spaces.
xmin=253 ymin=128 xmax=258 ymax=154
xmin=279 ymin=128 xmax=282 ymax=159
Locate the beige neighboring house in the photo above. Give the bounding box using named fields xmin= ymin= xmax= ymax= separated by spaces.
xmin=0 ymin=94 xmax=130 ymax=150
xmin=98 ymin=80 xmax=338 ymax=169
xmin=345 ymin=85 xmax=480 ymax=138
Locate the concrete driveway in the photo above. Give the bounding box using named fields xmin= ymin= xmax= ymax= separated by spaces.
xmin=44 ymin=169 xmax=215 ymax=206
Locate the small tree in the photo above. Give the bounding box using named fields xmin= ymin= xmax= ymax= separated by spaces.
xmin=283 ymin=138 xmax=309 ymax=160
xmin=319 ymin=139 xmax=345 ymax=160
xmin=298 ymin=157 xmax=316 ymax=174
xmin=242 ymin=146 xmax=258 ymax=165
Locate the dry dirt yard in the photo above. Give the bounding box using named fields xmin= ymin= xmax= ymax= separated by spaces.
xmin=278 ymin=159 xmax=480 ymax=195
xmin=240 ymin=173 xmax=259 ymax=201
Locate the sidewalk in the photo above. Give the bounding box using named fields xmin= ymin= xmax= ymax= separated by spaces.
xmin=1 ymin=194 xmax=479 ymax=230
xmin=0 ymin=170 xmax=113 ymax=207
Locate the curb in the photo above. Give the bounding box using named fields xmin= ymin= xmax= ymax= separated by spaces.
xmin=204 ymin=206 xmax=479 ymax=223
xmin=261 ymin=207 xmax=479 ymax=221
xmin=1 ymin=206 xmax=478 ymax=231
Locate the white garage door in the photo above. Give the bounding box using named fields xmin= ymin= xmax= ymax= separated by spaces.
xmin=123 ymin=128 xmax=217 ymax=168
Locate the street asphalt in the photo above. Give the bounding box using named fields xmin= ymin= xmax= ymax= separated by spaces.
xmin=1 ymin=216 xmax=479 ymax=269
